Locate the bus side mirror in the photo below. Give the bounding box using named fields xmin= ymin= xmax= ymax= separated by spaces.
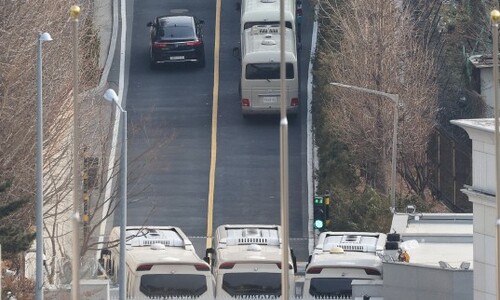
xmin=146 ymin=21 xmax=153 ymax=27
xmin=204 ymin=248 xmax=215 ymax=265
xmin=233 ymin=47 xmax=241 ymax=61
xmin=291 ymin=249 xmax=298 ymax=274
xmin=236 ymin=2 xmax=241 ymax=11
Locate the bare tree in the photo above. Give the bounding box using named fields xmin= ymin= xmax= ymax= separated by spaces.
xmin=0 ymin=0 xmax=172 ymax=292
xmin=316 ymin=0 xmax=438 ymax=200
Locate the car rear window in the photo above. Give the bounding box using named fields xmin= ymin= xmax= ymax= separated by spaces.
xmin=158 ymin=20 xmax=196 ymax=40
xmin=140 ymin=274 xmax=207 ymax=297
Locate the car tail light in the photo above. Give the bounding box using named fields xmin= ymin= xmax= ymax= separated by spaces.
xmin=219 ymin=262 xmax=235 ymax=269
xmin=241 ymin=99 xmax=250 ymax=107
xmin=186 ymin=40 xmax=203 ymax=46
xmin=365 ymin=268 xmax=381 ymax=276
xmin=194 ymin=263 xmax=210 ymax=271
xmin=136 ymin=264 xmax=153 ymax=271
xmin=306 ymin=267 xmax=323 ymax=274
xmin=152 ymin=42 xmax=168 ymax=49
xmin=291 ymin=98 xmax=299 ymax=106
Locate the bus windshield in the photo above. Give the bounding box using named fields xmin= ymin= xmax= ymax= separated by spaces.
xmin=222 ymin=272 xmax=281 ymax=296
xmin=140 ymin=274 xmax=207 ymax=297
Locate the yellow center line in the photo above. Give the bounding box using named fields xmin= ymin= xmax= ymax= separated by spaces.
xmin=206 ymin=0 xmax=222 ymax=250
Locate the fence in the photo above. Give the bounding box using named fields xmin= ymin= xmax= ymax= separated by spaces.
xmin=427 ymin=127 xmax=472 ymax=212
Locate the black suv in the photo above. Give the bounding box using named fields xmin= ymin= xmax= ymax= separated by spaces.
xmin=147 ymin=15 xmax=205 ymax=68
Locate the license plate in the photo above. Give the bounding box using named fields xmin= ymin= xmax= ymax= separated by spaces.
xmin=261 ymin=96 xmax=278 ymax=103
xmin=169 ymin=56 xmax=185 ymax=60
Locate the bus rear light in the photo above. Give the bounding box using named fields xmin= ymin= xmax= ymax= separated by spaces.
xmin=219 ymin=262 xmax=235 ymax=269
xmin=291 ymin=98 xmax=299 ymax=106
xmin=194 ymin=263 xmax=210 ymax=271
xmin=136 ymin=264 xmax=153 ymax=271
xmin=241 ymin=99 xmax=250 ymax=107
xmin=306 ymin=267 xmax=323 ymax=274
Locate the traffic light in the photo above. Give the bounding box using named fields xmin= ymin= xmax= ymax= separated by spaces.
xmin=313 ymin=196 xmax=325 ymax=230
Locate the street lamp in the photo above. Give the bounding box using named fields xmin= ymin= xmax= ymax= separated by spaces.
xmin=103 ymin=88 xmax=127 ymax=300
xmin=490 ymin=9 xmax=500 ymax=300
xmin=329 ymin=82 xmax=399 ymax=211
xmin=36 ymin=31 xmax=52 ymax=300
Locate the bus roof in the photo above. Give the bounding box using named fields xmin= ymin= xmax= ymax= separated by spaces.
xmin=242 ymin=25 xmax=297 ymax=62
xmin=109 ymin=226 xmax=207 ymax=270
xmin=307 ymin=232 xmax=387 ymax=270
xmin=241 ymin=0 xmax=296 ymax=24
xmin=214 ymin=224 xmax=293 ymax=265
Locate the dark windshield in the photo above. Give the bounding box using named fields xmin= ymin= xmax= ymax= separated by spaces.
xmin=140 ymin=274 xmax=207 ymax=298
xmin=309 ymin=278 xmax=356 ymax=298
xmin=244 ymin=21 xmax=293 ymax=30
xmin=245 ymin=63 xmax=294 ymax=80
xmin=222 ymin=272 xmax=281 ymax=297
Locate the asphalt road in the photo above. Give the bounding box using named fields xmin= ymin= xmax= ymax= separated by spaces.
xmin=119 ymin=0 xmax=315 ymax=261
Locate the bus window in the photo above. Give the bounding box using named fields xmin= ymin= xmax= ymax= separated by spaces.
xmin=222 ymin=272 xmax=281 ymax=297
xmin=244 ymin=21 xmax=293 ymax=30
xmin=245 ymin=63 xmax=294 ymax=80
xmin=140 ymin=274 xmax=208 ymax=297
xmin=309 ymin=277 xmax=355 ymax=298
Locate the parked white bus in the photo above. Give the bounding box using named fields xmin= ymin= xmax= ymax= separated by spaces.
xmin=102 ymin=226 xmax=214 ymax=299
xmin=205 ymin=224 xmax=297 ymax=298
xmin=239 ymin=25 xmax=299 ymax=115
xmin=303 ymin=232 xmax=387 ymax=299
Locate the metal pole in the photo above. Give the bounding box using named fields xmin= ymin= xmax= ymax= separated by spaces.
xmin=279 ymin=0 xmax=290 ymax=298
xmin=70 ymin=5 xmax=81 ymax=300
xmin=119 ymin=106 xmax=127 ymax=300
xmin=36 ymin=31 xmax=51 ymax=300
xmin=329 ymin=82 xmax=399 ymax=211
xmin=491 ymin=9 xmax=500 ymax=300
xmin=391 ymin=96 xmax=399 ymax=211
xmin=104 ymin=89 xmax=127 ymax=299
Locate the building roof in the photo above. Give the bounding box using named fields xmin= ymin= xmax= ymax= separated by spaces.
xmin=390 ymin=213 xmax=473 ymax=269
xmin=469 ymin=54 xmax=500 ymax=69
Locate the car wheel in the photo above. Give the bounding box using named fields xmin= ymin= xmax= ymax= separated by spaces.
xmin=149 ymin=60 xmax=158 ymax=70
xmin=149 ymin=48 xmax=158 ymax=69
xmin=198 ymin=55 xmax=206 ymax=68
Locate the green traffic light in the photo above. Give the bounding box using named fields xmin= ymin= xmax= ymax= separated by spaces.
xmin=314 ymin=196 xmax=323 ymax=204
xmin=314 ymin=219 xmax=324 ymax=229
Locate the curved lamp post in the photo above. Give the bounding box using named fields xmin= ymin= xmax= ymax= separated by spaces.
xmin=329 ymin=82 xmax=399 ymax=211
xmin=36 ymin=31 xmax=52 ymax=300
xmin=103 ymin=88 xmax=127 ymax=300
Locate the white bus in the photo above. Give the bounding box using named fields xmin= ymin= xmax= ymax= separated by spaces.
xmin=102 ymin=226 xmax=215 ymax=299
xmin=239 ymin=25 xmax=299 ymax=115
xmin=303 ymin=232 xmax=387 ymax=299
xmin=205 ymin=224 xmax=297 ymax=298
xmin=240 ymin=0 xmax=298 ymax=36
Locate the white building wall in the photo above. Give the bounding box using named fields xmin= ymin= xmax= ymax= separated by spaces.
xmin=479 ymin=68 xmax=495 ymax=109
xmin=451 ymin=119 xmax=497 ymax=300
